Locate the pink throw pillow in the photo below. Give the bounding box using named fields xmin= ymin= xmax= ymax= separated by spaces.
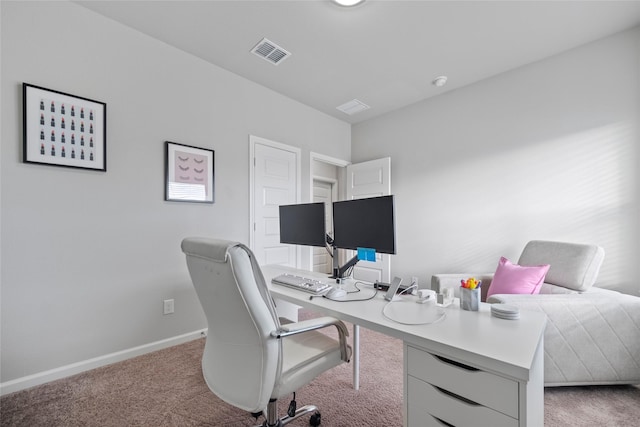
xmin=486 ymin=257 xmax=550 ymax=298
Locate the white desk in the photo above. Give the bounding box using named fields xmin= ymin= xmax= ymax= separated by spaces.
xmin=263 ymin=265 xmax=546 ymax=427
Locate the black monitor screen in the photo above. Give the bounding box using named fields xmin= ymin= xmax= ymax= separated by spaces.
xmin=332 ymin=195 xmax=396 ymax=254
xmin=279 ymin=202 xmax=326 ymax=247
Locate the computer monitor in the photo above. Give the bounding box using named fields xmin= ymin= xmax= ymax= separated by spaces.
xmin=278 ymin=202 xmax=326 ymax=247
xmin=330 ymin=195 xmax=396 ymax=279
xmin=332 ymin=195 xmax=396 ymax=254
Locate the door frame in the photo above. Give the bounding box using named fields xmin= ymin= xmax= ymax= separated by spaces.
xmin=249 ymin=135 xmax=301 ymax=261
xmin=310 ymin=152 xmax=350 ymax=269
xmin=311 ymin=176 xmax=338 ymax=273
xmin=309 ymin=151 xmax=350 ymax=198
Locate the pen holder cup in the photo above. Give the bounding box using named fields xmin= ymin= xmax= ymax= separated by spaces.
xmin=460 ymin=287 xmax=480 ymax=311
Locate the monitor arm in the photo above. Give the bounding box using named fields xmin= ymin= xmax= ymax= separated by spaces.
xmin=330 ymin=246 xmax=359 ymax=280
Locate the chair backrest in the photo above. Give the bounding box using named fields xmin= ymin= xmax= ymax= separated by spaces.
xmin=181 ymin=237 xmax=281 ymax=412
xmin=518 ymin=240 xmax=605 ymax=292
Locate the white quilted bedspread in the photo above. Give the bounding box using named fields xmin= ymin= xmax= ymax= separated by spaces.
xmin=488 ymin=291 xmax=640 ymax=386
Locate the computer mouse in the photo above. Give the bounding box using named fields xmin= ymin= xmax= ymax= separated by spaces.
xmin=325 ymin=287 xmax=347 ymax=299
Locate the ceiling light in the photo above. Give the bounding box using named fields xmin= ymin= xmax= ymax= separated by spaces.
xmin=332 ymin=0 xmax=366 ymax=7
xmin=432 ymin=76 xmax=448 ymax=87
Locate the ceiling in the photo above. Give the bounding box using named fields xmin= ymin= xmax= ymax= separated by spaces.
xmin=76 ymin=1 xmax=640 ymax=124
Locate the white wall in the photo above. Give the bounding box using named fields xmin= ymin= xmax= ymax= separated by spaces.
xmin=352 ymin=27 xmax=640 ymax=296
xmin=0 ymin=1 xmax=350 ymax=387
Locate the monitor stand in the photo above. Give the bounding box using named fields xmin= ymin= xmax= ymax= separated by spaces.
xmin=330 ymin=247 xmax=359 ymax=281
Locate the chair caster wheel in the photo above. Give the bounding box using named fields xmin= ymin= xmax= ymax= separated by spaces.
xmin=309 ymin=411 xmax=321 ymax=426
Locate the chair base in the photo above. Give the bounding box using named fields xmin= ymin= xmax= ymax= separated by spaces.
xmin=256 ymin=399 xmax=321 ymax=427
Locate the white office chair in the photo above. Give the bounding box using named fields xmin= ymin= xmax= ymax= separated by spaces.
xmin=181 ymin=237 xmax=351 ymax=427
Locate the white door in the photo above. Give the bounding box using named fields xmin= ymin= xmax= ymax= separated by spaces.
xmin=312 ymin=179 xmax=335 ymax=274
xmin=346 ymin=157 xmax=392 ymax=283
xmin=250 ymin=136 xmax=300 ymax=267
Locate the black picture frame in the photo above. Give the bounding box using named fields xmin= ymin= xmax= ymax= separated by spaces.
xmin=23 ymin=83 xmax=107 ymax=171
xmin=165 ymin=141 xmax=215 ymax=203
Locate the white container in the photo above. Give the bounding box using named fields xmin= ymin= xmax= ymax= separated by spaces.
xmin=460 ymin=287 xmax=480 ymax=311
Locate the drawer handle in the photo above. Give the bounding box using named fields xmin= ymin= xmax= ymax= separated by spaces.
xmin=432 ymin=415 xmax=456 ymax=427
xmin=434 ymin=354 xmax=479 ymax=371
xmin=434 ymin=385 xmax=480 ymax=406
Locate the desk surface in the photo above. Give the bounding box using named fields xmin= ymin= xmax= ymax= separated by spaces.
xmin=263 ymin=265 xmax=546 ymax=382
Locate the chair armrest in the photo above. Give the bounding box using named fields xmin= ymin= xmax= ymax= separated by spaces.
xmin=271 ymin=316 xmax=351 ymax=362
xmin=431 ymin=273 xmax=494 ymax=301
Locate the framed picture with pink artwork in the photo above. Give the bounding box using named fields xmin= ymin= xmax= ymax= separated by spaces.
xmin=165 ymin=141 xmax=215 ymax=203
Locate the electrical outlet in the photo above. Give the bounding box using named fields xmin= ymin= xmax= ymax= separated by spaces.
xmin=412 ymin=276 xmax=419 ymax=287
xmin=163 ymin=299 xmax=174 ymax=315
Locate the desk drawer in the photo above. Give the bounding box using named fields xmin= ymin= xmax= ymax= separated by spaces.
xmin=407 ymin=376 xmax=518 ymax=427
xmin=407 ymin=345 xmax=518 ymax=418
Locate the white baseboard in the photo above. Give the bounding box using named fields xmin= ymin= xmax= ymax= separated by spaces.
xmin=0 ymin=329 xmax=207 ymax=396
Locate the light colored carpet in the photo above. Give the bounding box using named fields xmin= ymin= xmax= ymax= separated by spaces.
xmin=1 ymin=309 xmax=639 ymax=426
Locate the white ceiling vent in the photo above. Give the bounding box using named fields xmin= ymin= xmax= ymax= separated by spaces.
xmin=336 ymin=99 xmax=370 ymax=115
xmin=251 ymin=38 xmax=291 ymax=65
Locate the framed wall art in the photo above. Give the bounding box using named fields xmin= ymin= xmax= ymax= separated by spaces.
xmin=23 ymin=83 xmax=107 ymax=171
xmin=165 ymin=141 xmax=215 ymax=203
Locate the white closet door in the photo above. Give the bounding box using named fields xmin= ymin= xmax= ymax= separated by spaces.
xmin=345 ymin=157 xmax=392 ymax=283
xmin=250 ymin=136 xmax=300 ymax=267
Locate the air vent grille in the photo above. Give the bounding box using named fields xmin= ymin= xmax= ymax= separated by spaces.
xmin=336 ymin=99 xmax=370 ymax=115
xmin=251 ymin=38 xmax=291 ymax=65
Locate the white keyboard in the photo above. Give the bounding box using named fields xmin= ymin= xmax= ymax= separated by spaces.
xmin=271 ymin=273 xmax=331 ymax=295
